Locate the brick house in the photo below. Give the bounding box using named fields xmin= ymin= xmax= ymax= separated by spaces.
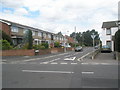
xmin=0 ymin=20 xmax=11 ymax=36
xmin=0 ymin=19 xmax=67 ymax=47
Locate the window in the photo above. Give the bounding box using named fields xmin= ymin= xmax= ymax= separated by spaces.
xmin=106 ymin=41 xmax=111 ymax=48
xmin=23 ymin=29 xmax=28 ymax=34
xmin=106 ymin=28 xmax=111 ymax=35
xmin=38 ymin=32 xmax=42 ymax=37
xmin=48 ymin=34 xmax=51 ymax=38
xmin=11 ymin=26 xmax=18 ymax=32
xmin=43 ymin=33 xmax=46 ymax=38
xmin=32 ymin=31 xmax=35 ymax=36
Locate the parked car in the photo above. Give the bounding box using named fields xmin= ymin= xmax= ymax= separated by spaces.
xmin=94 ymin=45 xmax=99 ymax=49
xmin=61 ymin=44 xmax=71 ymax=48
xmin=101 ymin=45 xmax=112 ymax=53
xmin=75 ymin=46 xmax=83 ymax=52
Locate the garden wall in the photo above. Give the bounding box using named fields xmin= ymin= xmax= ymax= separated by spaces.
xmin=37 ymin=48 xmax=73 ymax=55
xmin=1 ymin=48 xmax=74 ymax=56
xmin=1 ymin=49 xmax=35 ymax=56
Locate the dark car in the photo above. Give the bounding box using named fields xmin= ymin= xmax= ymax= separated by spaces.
xmin=75 ymin=46 xmax=83 ymax=52
xmin=101 ymin=45 xmax=112 ymax=53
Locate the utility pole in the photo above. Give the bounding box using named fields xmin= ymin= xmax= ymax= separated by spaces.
xmin=75 ymin=26 xmax=76 ymax=48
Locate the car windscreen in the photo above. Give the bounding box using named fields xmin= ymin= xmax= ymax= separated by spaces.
xmin=102 ymin=45 xmax=109 ymax=48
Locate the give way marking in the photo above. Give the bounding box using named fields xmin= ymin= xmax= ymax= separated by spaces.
xmin=64 ymin=57 xmax=76 ymax=61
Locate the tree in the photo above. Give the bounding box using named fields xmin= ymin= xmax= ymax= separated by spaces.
xmin=27 ymin=30 xmax=33 ymax=49
xmin=23 ymin=30 xmax=33 ymax=49
xmin=0 ymin=30 xmax=13 ymax=45
xmin=70 ymin=29 xmax=100 ymax=46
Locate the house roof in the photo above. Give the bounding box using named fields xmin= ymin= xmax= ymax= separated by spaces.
xmin=0 ymin=19 xmax=55 ymax=35
xmin=102 ymin=21 xmax=118 ymax=28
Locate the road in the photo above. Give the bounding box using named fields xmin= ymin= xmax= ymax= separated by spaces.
xmin=2 ymin=47 xmax=119 ymax=88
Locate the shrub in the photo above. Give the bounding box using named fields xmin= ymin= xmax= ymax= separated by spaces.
xmin=21 ymin=43 xmax=29 ymax=49
xmin=41 ymin=43 xmax=49 ymax=49
xmin=0 ymin=40 xmax=13 ymax=50
xmin=54 ymin=42 xmax=60 ymax=48
xmin=0 ymin=30 xmax=13 ymax=45
xmin=33 ymin=44 xmax=45 ymax=50
xmin=39 ymin=45 xmax=45 ymax=49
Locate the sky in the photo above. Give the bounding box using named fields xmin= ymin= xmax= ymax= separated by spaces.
xmin=0 ymin=0 xmax=119 ymax=36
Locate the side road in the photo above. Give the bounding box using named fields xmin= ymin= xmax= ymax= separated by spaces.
xmin=82 ymin=52 xmax=118 ymax=65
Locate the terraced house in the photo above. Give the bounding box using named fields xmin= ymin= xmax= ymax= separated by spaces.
xmin=0 ymin=19 xmax=66 ymax=47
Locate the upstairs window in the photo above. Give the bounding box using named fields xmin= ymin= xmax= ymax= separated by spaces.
xmin=38 ymin=32 xmax=42 ymax=37
xmin=11 ymin=26 xmax=18 ymax=32
xmin=106 ymin=28 xmax=111 ymax=35
xmin=43 ymin=33 xmax=46 ymax=38
xmin=48 ymin=34 xmax=51 ymax=38
xmin=23 ymin=29 xmax=28 ymax=34
xmin=32 ymin=31 xmax=35 ymax=36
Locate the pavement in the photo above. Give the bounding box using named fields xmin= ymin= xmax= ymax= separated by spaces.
xmin=1 ymin=47 xmax=119 ymax=88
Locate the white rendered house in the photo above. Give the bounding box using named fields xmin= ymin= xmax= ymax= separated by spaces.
xmin=101 ymin=21 xmax=118 ymax=51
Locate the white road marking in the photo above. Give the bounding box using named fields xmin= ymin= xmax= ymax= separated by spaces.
xmin=60 ymin=63 xmax=68 ymax=64
xmin=22 ymin=53 xmax=70 ymax=62
xmin=50 ymin=62 xmax=58 ymax=64
xmin=100 ymin=63 xmax=112 ymax=65
xmin=40 ymin=62 xmax=48 ymax=64
xmin=82 ymin=72 xmax=94 ymax=74
xmin=81 ymin=63 xmax=89 ymax=65
xmin=64 ymin=57 xmax=76 ymax=61
xmin=71 ymin=63 xmax=77 ymax=65
xmin=22 ymin=70 xmax=74 ymax=74
xmin=81 ymin=63 xmax=116 ymax=65
xmin=48 ymin=58 xmax=60 ymax=63
xmin=40 ymin=58 xmax=60 ymax=64
xmin=77 ymin=50 xmax=95 ymax=61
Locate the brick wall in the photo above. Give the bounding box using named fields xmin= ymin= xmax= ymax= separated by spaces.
xmin=57 ymin=48 xmax=64 ymax=52
xmin=66 ymin=48 xmax=74 ymax=51
xmin=1 ymin=49 xmax=35 ymax=56
xmin=38 ymin=49 xmax=51 ymax=55
xmin=0 ymin=22 xmax=11 ymax=36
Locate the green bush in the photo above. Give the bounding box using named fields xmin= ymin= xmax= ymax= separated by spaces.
xmin=21 ymin=43 xmax=29 ymax=49
xmin=0 ymin=30 xmax=13 ymax=45
xmin=33 ymin=44 xmax=45 ymax=50
xmin=54 ymin=42 xmax=60 ymax=48
xmin=40 ymin=45 xmax=45 ymax=49
xmin=0 ymin=40 xmax=13 ymax=50
xmin=115 ymin=30 xmax=120 ymax=52
xmin=41 ymin=43 xmax=49 ymax=49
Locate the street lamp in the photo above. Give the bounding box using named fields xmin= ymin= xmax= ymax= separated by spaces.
xmin=91 ymin=33 xmax=96 ymax=50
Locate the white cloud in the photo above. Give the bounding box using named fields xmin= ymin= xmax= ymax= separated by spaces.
xmin=1 ymin=0 xmax=24 ymax=8
xmin=0 ymin=0 xmax=119 ymax=35
xmin=14 ymin=8 xmax=28 ymax=15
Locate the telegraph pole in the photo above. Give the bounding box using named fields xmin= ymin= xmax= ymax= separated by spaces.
xmin=75 ymin=26 xmax=76 ymax=47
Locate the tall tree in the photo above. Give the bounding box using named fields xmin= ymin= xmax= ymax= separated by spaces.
xmin=23 ymin=30 xmax=33 ymax=49
xmin=70 ymin=29 xmax=100 ymax=46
